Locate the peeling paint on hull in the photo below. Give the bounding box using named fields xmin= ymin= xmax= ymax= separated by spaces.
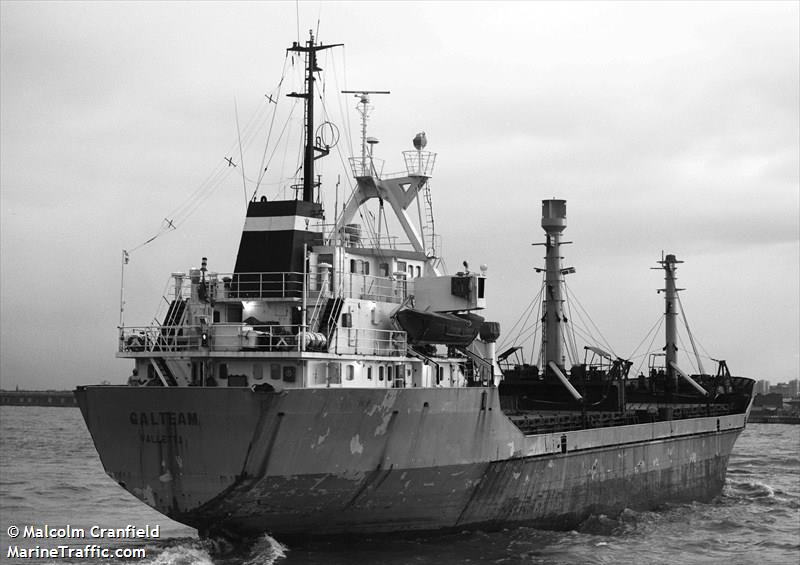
xmin=75 ymin=386 xmax=745 ymax=538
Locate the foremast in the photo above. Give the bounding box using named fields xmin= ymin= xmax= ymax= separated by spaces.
xmin=535 ymin=199 xmax=581 ymax=400
xmin=657 ymin=254 xmax=682 ymax=391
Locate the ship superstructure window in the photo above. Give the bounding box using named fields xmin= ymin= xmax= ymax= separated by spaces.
xmin=397 ymin=261 xmax=407 ymax=272
xmin=227 ymin=304 xmax=243 ymax=323
xmin=191 ymin=362 xmax=202 ymax=385
xmin=270 ymin=363 xmax=280 ymax=380
xmin=314 ymin=365 xmax=325 ymax=385
xmin=283 ymin=366 xmax=296 ymax=382
xmin=219 ymin=363 xmax=228 ymax=381
xmin=379 ymin=263 xmax=389 ymax=277
xmin=350 ymin=260 xmax=370 ymax=274
xmin=329 ymin=363 xmax=341 ymax=384
xmin=346 ymin=365 xmax=354 ymax=381
xmin=367 ymin=367 xmax=373 ymax=380
xmin=253 ymin=364 xmax=263 ymax=380
xmin=387 ymin=366 xmax=393 ymax=382
xmin=378 ymin=366 xmax=384 ymax=381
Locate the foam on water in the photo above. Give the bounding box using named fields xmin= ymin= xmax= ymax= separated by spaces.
xmin=145 ymin=544 xmax=216 ymax=565
xmin=727 ymin=478 xmax=777 ymax=499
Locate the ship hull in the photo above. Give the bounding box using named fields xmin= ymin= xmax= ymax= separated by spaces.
xmin=75 ymin=386 xmax=745 ymax=539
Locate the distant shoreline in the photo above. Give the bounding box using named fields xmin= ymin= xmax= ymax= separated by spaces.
xmin=748 ymin=413 xmax=800 ymax=425
xmin=0 ymin=390 xmax=78 ymax=407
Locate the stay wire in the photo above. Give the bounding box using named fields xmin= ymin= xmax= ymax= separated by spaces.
xmin=675 ymin=291 xmax=706 ymax=374
xmin=632 ymin=316 xmax=664 ymax=378
xmin=627 ymin=314 xmax=665 ymax=361
xmin=497 ymin=282 xmax=543 ymax=353
xmin=563 ymin=279 xmax=617 ymax=357
xmin=254 ymin=55 xmax=290 ymax=197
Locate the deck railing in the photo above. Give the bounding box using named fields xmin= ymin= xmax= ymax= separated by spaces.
xmin=161 ymin=270 xmax=414 ymax=304
xmin=119 ymin=324 xmax=408 ymax=356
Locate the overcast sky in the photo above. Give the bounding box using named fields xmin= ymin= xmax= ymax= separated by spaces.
xmin=1 ymin=1 xmax=797 ymax=389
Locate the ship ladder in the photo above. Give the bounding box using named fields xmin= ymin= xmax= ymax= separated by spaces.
xmin=307 ymin=277 xmax=331 ymax=332
xmin=150 ymin=357 xmax=177 ymax=387
xmin=406 ymin=346 xmax=443 ymax=384
xmin=156 ymin=299 xmax=187 ymax=351
xmin=320 ymin=297 xmax=345 ymax=343
xmin=455 ymin=346 xmax=494 ymax=386
xmin=422 ymin=182 xmax=436 ymax=257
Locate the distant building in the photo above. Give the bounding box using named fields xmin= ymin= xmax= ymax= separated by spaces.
xmin=770 ymin=382 xmax=794 ymax=398
xmin=752 ymin=393 xmax=784 ymax=410
xmin=755 ymin=380 xmax=771 ymax=395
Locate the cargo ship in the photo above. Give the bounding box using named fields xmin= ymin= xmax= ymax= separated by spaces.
xmin=76 ymin=33 xmax=754 ymax=541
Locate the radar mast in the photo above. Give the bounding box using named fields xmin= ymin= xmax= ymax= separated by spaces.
xmin=287 ymin=31 xmax=342 ymax=202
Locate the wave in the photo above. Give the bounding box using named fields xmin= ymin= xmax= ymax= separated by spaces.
xmin=574 ymin=508 xmax=648 ymax=536
xmin=144 ymin=533 xmax=289 ymax=565
xmin=726 ymin=478 xmax=776 ymax=499
xmin=144 ymin=544 xmax=216 ymax=565
xmin=239 ymin=535 xmax=288 ymax=565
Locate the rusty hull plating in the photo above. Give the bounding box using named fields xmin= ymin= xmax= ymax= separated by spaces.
xmin=76 ymin=385 xmax=746 ymax=538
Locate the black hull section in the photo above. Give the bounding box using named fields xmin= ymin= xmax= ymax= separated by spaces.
xmin=75 ymin=386 xmax=747 ymax=539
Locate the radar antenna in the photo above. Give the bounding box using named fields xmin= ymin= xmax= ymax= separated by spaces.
xmin=341 ymin=90 xmax=390 ymax=175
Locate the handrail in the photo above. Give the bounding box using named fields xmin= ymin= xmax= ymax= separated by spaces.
xmin=158 ymin=269 xmax=414 ymax=304
xmin=119 ymin=323 xmax=408 ymax=356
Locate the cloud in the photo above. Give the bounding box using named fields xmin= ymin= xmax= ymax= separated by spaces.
xmin=1 ymin=1 xmax=797 ymax=387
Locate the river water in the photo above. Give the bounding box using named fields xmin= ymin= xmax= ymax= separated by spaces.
xmin=1 ymin=406 xmax=797 ymax=564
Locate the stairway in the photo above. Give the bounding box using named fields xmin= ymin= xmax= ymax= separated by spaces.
xmin=422 ymin=182 xmax=436 ymax=257
xmin=151 ymin=357 xmax=178 ymax=387
xmin=319 ymin=297 xmax=344 ymax=342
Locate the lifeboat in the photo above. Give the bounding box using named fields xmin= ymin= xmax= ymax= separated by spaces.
xmin=394 ymin=309 xmax=484 ymax=346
